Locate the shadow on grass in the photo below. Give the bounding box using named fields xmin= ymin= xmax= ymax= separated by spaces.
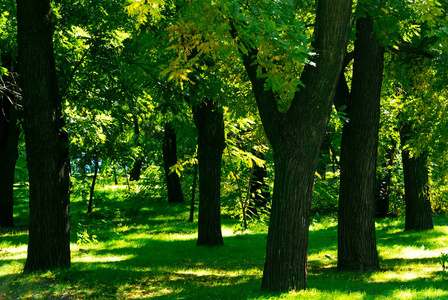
xmin=308 ymin=265 xmax=448 ymax=300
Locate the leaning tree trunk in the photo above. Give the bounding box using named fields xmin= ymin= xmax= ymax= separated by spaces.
xmin=0 ymin=62 xmax=20 ymax=228
xmin=400 ymin=124 xmax=433 ymax=231
xmin=337 ymin=15 xmax=383 ymax=272
xmin=163 ymin=123 xmax=184 ymax=203
xmin=193 ymin=100 xmax=225 ymax=247
xmin=17 ymin=0 xmax=71 ymax=271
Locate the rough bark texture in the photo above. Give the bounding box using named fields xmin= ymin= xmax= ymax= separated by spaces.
xmin=0 ymin=63 xmax=20 ymax=228
xmin=337 ymin=16 xmax=383 ymax=272
xmin=163 ymin=123 xmax=184 ymax=203
xmin=193 ymin=100 xmax=225 ymax=247
xmin=240 ymin=0 xmax=352 ymax=291
xmin=17 ymin=0 xmax=71 ymax=271
xmin=400 ymin=124 xmax=433 ymax=231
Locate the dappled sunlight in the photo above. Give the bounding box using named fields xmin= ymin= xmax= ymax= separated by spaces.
xmin=0 ymin=245 xmax=27 ymax=262
xmin=72 ymin=253 xmax=135 ymax=263
xmin=389 ymin=287 xmax=448 ymax=300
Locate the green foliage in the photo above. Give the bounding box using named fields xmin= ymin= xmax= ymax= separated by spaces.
xmin=76 ymin=229 xmax=98 ymax=245
xmin=440 ymin=252 xmax=448 ymax=272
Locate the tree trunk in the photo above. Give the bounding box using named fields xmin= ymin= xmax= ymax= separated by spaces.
xmin=248 ymin=151 xmax=270 ymax=216
xmin=400 ymin=124 xmax=433 ymax=231
xmin=129 ymin=116 xmax=143 ymax=181
xmin=337 ymin=15 xmax=383 ymax=272
xmin=375 ymin=139 xmax=396 ymax=218
xmin=0 ymin=58 xmax=20 ymax=228
xmin=189 ymin=163 xmax=198 ymax=222
xmin=193 ymin=100 xmax=225 ymax=247
xmin=17 ymin=0 xmax=71 ymax=271
xmin=87 ymin=160 xmax=99 ymax=214
xmin=239 ymin=0 xmax=352 ymax=290
xmin=163 ymin=123 xmax=184 ymax=203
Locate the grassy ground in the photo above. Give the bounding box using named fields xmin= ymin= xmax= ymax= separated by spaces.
xmin=1 ymin=185 xmax=448 ymax=299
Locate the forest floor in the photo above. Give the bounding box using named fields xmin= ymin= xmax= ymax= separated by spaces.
xmin=1 ymin=184 xmax=448 ymax=299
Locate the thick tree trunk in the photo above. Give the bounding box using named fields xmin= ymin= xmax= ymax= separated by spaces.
xmin=0 ymin=82 xmax=20 ymax=228
xmin=17 ymin=0 xmax=71 ymax=271
xmin=261 ymin=143 xmax=317 ymax=291
xmin=163 ymin=123 xmax=184 ymax=203
xmin=87 ymin=160 xmax=99 ymax=214
xmin=337 ymin=16 xmax=383 ymax=272
xmin=400 ymin=124 xmax=433 ymax=231
xmin=193 ymin=100 xmax=225 ymax=247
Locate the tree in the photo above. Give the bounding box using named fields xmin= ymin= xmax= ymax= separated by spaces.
xmin=337 ymin=7 xmax=384 ymax=272
xmin=163 ymin=122 xmax=185 ymax=204
xmin=17 ymin=0 xmax=71 ymax=271
xmin=400 ymin=122 xmax=434 ymax=230
xmin=193 ymin=99 xmax=225 ymax=246
xmin=234 ymin=0 xmax=353 ymax=291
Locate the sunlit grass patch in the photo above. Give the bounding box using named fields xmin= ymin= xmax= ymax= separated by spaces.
xmin=3 ymin=187 xmax=448 ymax=299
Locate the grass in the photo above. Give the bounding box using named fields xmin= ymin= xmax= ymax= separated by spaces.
xmin=1 ymin=185 xmax=448 ymax=299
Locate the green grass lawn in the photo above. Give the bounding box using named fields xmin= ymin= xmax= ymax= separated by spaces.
xmin=1 ymin=185 xmax=448 ymax=299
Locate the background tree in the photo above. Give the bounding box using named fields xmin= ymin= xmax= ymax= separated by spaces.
xmin=163 ymin=122 xmax=184 ymax=204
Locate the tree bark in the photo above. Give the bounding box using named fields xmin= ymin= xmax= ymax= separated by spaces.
xmin=400 ymin=124 xmax=433 ymax=231
xmin=193 ymin=100 xmax=225 ymax=247
xmin=0 ymin=58 xmax=20 ymax=228
xmin=87 ymin=160 xmax=99 ymax=214
xmin=162 ymin=122 xmax=184 ymax=203
xmin=239 ymin=0 xmax=352 ymax=291
xmin=337 ymin=16 xmax=383 ymax=272
xmin=17 ymin=0 xmax=71 ymax=271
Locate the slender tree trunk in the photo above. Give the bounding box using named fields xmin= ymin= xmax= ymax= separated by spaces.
xmin=129 ymin=116 xmax=143 ymax=181
xmin=400 ymin=124 xmax=433 ymax=231
xmin=248 ymin=151 xmax=269 ymax=215
xmin=0 ymin=83 xmax=20 ymax=228
xmin=193 ymin=100 xmax=225 ymax=246
xmin=189 ymin=163 xmax=198 ymax=222
xmin=163 ymin=123 xmax=184 ymax=203
xmin=17 ymin=0 xmax=71 ymax=271
xmin=337 ymin=15 xmax=383 ymax=272
xmin=87 ymin=160 xmax=99 ymax=214
xmin=375 ymin=139 xmax=396 ymax=217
